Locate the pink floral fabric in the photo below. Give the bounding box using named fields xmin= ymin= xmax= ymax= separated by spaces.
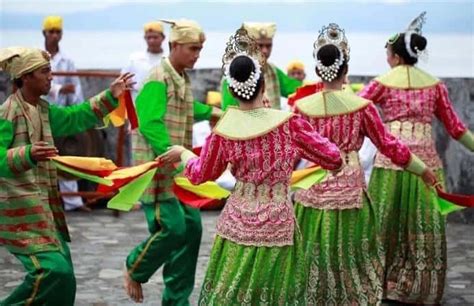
xmin=294 ymin=102 xmax=412 ymax=210
xmin=359 ymin=81 xmax=467 ymax=169
xmin=185 ymin=115 xmax=342 ymax=246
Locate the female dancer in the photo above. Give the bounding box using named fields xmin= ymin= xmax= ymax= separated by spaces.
xmin=359 ymin=12 xmax=474 ymax=304
xmin=161 ymin=27 xmax=343 ymax=305
xmin=292 ymin=23 xmax=437 ymax=305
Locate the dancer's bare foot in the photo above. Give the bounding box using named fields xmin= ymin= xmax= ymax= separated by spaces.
xmin=123 ymin=265 xmax=143 ymax=303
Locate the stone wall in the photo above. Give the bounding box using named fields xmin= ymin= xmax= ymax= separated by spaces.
xmin=1 ymin=70 xmax=473 ymax=222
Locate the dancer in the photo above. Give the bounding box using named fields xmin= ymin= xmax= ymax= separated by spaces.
xmin=292 ymin=23 xmax=437 ymax=305
xmin=125 ymin=19 xmax=221 ymax=304
xmin=0 ymin=46 xmax=132 ymax=305
xmin=162 ymin=27 xmax=342 ymax=305
xmin=359 ymin=12 xmax=474 ymax=304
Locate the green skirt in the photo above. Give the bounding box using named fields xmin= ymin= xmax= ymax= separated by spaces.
xmin=369 ymin=168 xmax=446 ymax=304
xmin=198 ymin=234 xmax=307 ymax=305
xmin=294 ymin=195 xmax=385 ymax=306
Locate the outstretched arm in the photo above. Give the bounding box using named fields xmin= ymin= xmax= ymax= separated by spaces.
xmin=362 ymin=103 xmax=426 ymax=175
xmin=434 ymin=83 xmax=473 ymax=151
xmin=291 ymin=116 xmax=342 ymax=170
xmin=49 ymin=73 xmax=134 ymax=137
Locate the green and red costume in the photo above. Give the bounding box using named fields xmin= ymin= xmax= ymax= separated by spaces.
xmin=129 ymin=57 xmax=213 ymax=305
xmin=0 ymin=89 xmax=118 ymax=306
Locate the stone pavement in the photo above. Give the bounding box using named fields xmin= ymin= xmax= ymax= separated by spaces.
xmin=1 ymin=209 xmax=473 ymax=305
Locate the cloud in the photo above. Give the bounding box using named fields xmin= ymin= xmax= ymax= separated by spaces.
xmin=1 ymin=0 xmax=338 ymax=15
xmin=1 ymin=0 xmax=415 ymax=15
xmin=2 ymin=0 xmax=172 ymax=14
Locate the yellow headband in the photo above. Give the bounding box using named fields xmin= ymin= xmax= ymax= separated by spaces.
xmin=206 ymin=91 xmax=221 ymax=107
xmin=144 ymin=21 xmax=164 ymax=34
xmin=242 ymin=22 xmax=276 ymax=40
xmin=43 ymin=16 xmax=63 ymax=31
xmin=287 ymin=60 xmax=305 ymax=71
xmin=161 ymin=19 xmax=205 ymax=44
xmin=0 ymin=47 xmax=50 ymax=80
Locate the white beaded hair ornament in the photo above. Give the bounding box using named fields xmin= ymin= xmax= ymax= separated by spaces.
xmin=313 ymin=23 xmax=350 ymax=82
xmin=404 ymin=11 xmax=427 ymax=59
xmin=222 ymin=27 xmax=264 ymax=100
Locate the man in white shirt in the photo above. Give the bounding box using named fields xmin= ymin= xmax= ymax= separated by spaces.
xmin=43 ymin=15 xmax=89 ymax=212
xmin=121 ymin=21 xmax=166 ymax=177
xmin=122 ymin=21 xmax=165 ymax=101
xmin=44 ymin=16 xmax=84 ymax=106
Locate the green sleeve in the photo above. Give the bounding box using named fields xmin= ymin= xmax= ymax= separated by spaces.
xmin=276 ymin=67 xmax=302 ymax=98
xmin=0 ymin=119 xmax=35 ymax=178
xmin=49 ymin=90 xmax=118 ymax=137
xmin=193 ymin=100 xmax=212 ymax=121
xmin=221 ymin=79 xmax=239 ymax=111
xmin=136 ymin=81 xmax=170 ymax=155
xmin=405 ymin=153 xmax=427 ymax=176
xmin=458 ymin=130 xmax=474 ymax=151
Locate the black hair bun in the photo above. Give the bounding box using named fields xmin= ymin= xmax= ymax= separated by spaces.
xmin=410 ymin=33 xmax=427 ymax=52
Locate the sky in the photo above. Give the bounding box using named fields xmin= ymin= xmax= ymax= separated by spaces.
xmin=1 ymin=0 xmax=473 ymax=34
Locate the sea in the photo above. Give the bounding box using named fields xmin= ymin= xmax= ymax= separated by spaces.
xmin=1 ymin=30 xmax=472 ymax=78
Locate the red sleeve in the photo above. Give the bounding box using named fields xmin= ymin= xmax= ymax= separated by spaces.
xmin=362 ymin=103 xmax=411 ymax=167
xmin=358 ymin=80 xmax=386 ymax=104
xmin=184 ymin=133 xmax=227 ymax=185
xmin=434 ymin=83 xmax=467 ymax=139
xmin=290 ymin=116 xmax=342 ymax=170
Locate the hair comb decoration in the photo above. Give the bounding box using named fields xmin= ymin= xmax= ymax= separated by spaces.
xmin=404 ymin=11 xmax=427 ymax=59
xmin=313 ymin=23 xmax=350 ymax=82
xmin=222 ymin=27 xmax=264 ymax=99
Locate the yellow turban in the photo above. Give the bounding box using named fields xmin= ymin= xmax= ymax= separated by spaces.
xmin=161 ymin=19 xmax=205 ymax=44
xmin=0 ymin=47 xmax=50 ymax=80
xmin=144 ymin=21 xmax=164 ymax=34
xmin=287 ymin=60 xmax=305 ymax=72
xmin=206 ymin=91 xmax=221 ymax=107
xmin=242 ymin=22 xmax=277 ymax=40
xmin=43 ymin=16 xmax=63 ymax=31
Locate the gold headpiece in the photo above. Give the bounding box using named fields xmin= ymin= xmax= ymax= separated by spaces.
xmin=222 ymin=27 xmax=264 ymax=70
xmin=313 ymin=23 xmax=349 ymax=82
xmin=313 ymin=23 xmax=350 ymax=61
xmin=222 ymin=27 xmax=264 ymax=99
